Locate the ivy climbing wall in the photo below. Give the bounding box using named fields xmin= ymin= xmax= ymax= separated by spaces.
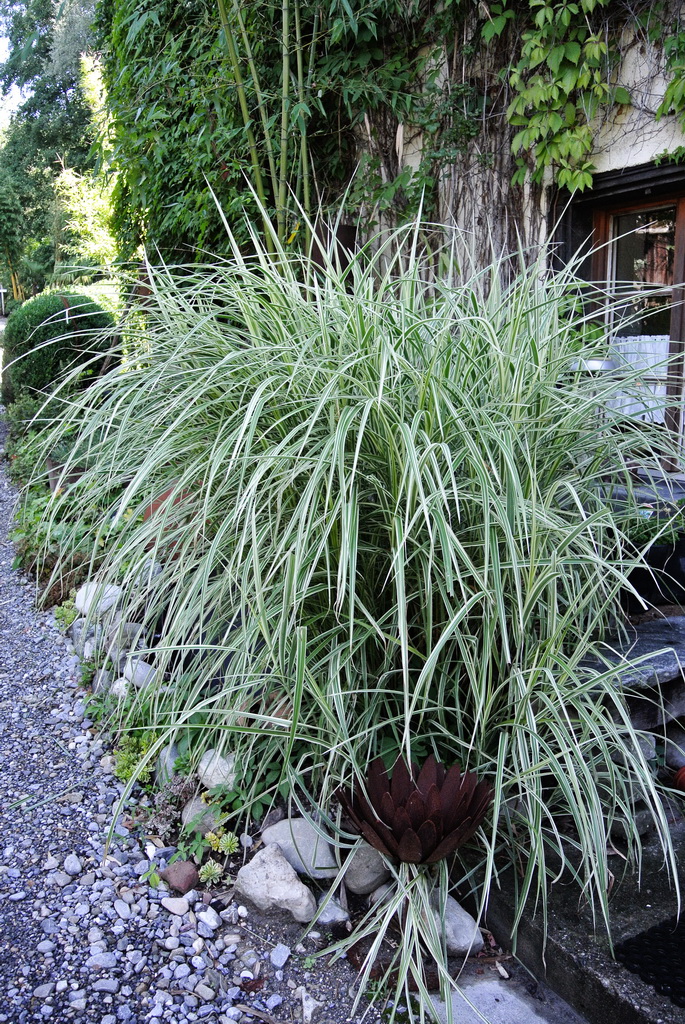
xmin=93 ymin=0 xmax=685 ymax=263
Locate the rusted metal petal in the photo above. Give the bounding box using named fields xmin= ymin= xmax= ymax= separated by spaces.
xmin=416 ymin=753 xmax=439 ymax=797
xmin=397 ymin=827 xmax=423 ymax=863
xmin=416 ymin=818 xmax=438 ymax=860
xmin=390 ymin=757 xmax=413 ymax=806
xmin=367 ymin=758 xmax=390 ymax=816
xmin=405 ymin=790 xmax=427 ymax=831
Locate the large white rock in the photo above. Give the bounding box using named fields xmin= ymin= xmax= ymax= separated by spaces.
xmin=261 ymin=817 xmax=338 ymax=879
xmin=197 ymin=748 xmax=236 ymax=790
xmin=122 ymin=657 xmax=157 ymax=689
xmin=74 ymin=582 xmax=122 ymax=619
xmin=430 ymin=893 xmax=484 ymax=956
xmin=343 ymin=841 xmax=390 ymax=894
xmin=234 ymin=844 xmax=316 ymax=923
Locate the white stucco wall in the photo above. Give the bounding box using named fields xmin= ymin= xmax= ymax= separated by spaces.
xmin=591 ymin=35 xmax=685 ymax=173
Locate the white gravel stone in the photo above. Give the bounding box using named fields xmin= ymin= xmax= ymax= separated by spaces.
xmin=197 ymin=906 xmax=221 ymax=930
xmin=114 ymin=899 xmax=131 ymax=919
xmin=86 ymin=951 xmax=118 ymax=969
xmin=270 ymin=942 xmax=291 ymax=968
xmin=161 ymin=896 xmax=190 ymax=916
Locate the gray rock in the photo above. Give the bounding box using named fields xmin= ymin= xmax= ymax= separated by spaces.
xmin=195 ymin=983 xmax=215 ymax=1001
xmin=114 ymin=899 xmax=131 ymax=920
xmin=269 ymin=943 xmax=290 ymax=968
xmin=68 ymin=618 xmax=95 ymax=656
xmin=316 ymin=893 xmax=350 ymax=925
xmin=181 ymin=796 xmax=223 ymax=836
xmin=110 ymin=677 xmax=130 ymax=700
xmin=131 ymin=559 xmax=164 ymax=590
xmin=343 ymin=841 xmax=390 ymax=894
xmin=123 ymin=657 xmax=157 ymax=689
xmin=197 ymin=748 xmax=236 ymax=790
xmin=430 ymin=893 xmax=484 ymax=955
xmin=107 ymin=621 xmax=146 ymax=661
xmin=234 ymin=844 xmax=316 ymax=923
xmin=92 ymin=979 xmax=120 ymax=993
xmin=92 ymin=668 xmax=113 ymax=695
xmin=75 ymin=582 xmax=122 ymax=618
xmin=33 ymin=984 xmax=54 ymax=998
xmin=665 ymin=720 xmax=685 ymax=769
xmin=63 ymin=853 xmax=82 ymax=876
xmin=369 ymin=882 xmax=393 ymax=905
xmin=295 ymin=986 xmax=323 ymax=1024
xmin=82 ymin=638 xmax=100 ymax=661
xmin=155 ymin=741 xmax=179 ymax=786
xmin=261 ymin=818 xmax=338 ymax=879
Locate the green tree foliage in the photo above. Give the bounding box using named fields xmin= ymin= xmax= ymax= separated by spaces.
xmin=0 ymin=0 xmax=99 ymax=291
xmin=0 ymin=177 xmax=25 ymax=298
xmin=93 ymin=0 xmax=684 ymax=258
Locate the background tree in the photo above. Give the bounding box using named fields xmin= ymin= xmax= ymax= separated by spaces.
xmin=0 ymin=0 xmax=99 ymax=292
xmin=0 ymin=177 xmax=25 ymax=298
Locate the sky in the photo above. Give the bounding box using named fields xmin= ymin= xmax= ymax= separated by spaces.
xmin=0 ymin=36 xmax=22 ymax=131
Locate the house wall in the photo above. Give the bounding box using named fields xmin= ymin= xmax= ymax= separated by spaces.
xmin=591 ymin=35 xmax=685 ymax=176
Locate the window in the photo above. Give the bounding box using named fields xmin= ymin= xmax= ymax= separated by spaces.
xmin=592 ymin=196 xmax=685 ymax=444
xmin=554 ymin=162 xmax=685 ymax=453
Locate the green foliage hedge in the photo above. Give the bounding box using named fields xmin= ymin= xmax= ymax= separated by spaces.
xmin=2 ymin=292 xmax=115 ymax=404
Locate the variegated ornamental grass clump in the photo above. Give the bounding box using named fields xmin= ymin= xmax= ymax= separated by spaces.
xmin=33 ymin=222 xmax=682 ymax=1020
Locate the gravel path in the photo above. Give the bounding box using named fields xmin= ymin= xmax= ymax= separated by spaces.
xmin=0 ymin=422 xmax=382 ymax=1024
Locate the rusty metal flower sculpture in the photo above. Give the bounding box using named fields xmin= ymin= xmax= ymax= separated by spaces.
xmin=338 ymin=754 xmax=492 ymax=864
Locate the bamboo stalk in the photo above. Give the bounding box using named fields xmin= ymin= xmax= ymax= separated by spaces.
xmin=277 ymin=0 xmax=291 ymax=245
xmin=229 ymin=0 xmax=279 ymax=201
xmin=216 ymin=0 xmax=274 ymax=251
xmin=293 ymin=0 xmax=310 ymax=242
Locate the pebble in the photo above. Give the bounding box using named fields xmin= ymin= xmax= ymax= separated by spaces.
xmin=270 ymin=943 xmax=291 ymax=968
xmin=86 ymin=952 xmax=118 ymax=969
xmin=161 ymin=896 xmax=189 ymax=916
xmin=63 ymin=853 xmax=82 ymax=875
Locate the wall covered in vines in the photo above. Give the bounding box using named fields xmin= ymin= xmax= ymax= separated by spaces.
xmin=93 ymin=0 xmax=685 ymax=262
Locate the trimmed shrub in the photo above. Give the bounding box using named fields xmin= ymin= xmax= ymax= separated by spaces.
xmin=2 ymin=292 xmax=115 ymax=404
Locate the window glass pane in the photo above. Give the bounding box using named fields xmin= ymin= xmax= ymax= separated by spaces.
xmin=612 ymin=207 xmax=675 ymax=337
xmin=608 ymin=206 xmax=676 ymax=424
